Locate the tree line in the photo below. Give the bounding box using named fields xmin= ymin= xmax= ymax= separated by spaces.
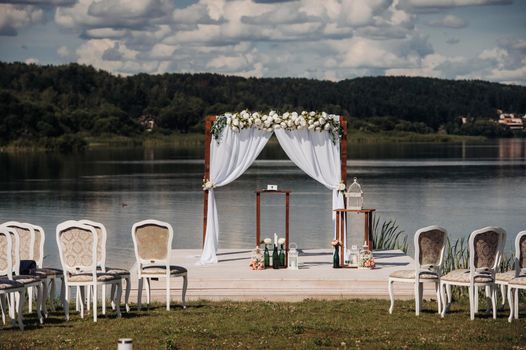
xmin=1 ymin=61 xmax=525 ymax=147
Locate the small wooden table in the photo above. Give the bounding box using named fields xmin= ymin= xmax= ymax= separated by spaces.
xmin=334 ymin=208 xmax=376 ymax=268
xmin=256 ymin=189 xmax=290 ymax=266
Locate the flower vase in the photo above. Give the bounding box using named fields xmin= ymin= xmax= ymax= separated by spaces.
xmin=279 ymin=244 xmax=285 ymax=267
xmin=333 ymin=246 xmax=340 ymax=268
xmin=264 ymin=245 xmax=270 ymax=268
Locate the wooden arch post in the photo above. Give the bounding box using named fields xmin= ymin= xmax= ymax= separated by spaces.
xmin=201 ymin=114 xmax=348 ymax=246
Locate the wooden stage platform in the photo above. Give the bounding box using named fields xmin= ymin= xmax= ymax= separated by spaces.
xmin=128 ymin=249 xmax=436 ymax=302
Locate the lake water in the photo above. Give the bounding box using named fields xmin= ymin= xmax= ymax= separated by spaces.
xmin=1 ymin=138 xmax=525 ymax=269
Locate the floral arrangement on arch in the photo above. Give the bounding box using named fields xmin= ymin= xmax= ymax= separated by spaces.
xmin=211 ymin=110 xmax=343 ymax=144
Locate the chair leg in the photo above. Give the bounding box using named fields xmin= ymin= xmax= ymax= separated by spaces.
xmin=146 ymin=278 xmax=151 ymax=305
xmin=64 ymin=286 xmax=70 ymax=321
xmin=50 ymin=278 xmax=56 ymax=312
xmin=110 ymin=284 xmax=116 ymax=310
xmin=16 ymin=290 xmax=25 ymax=331
xmin=114 ymin=282 xmax=122 ymax=318
xmin=137 ymin=277 xmax=143 ymax=311
xmin=440 ymin=282 xmax=447 ymax=317
xmin=500 ymin=284 xmax=507 ymax=308
xmin=87 ymin=285 xmax=91 ymax=312
xmin=42 ymin=280 xmax=49 ymax=318
xmin=0 ymin=295 xmax=7 ymax=325
xmin=166 ymin=276 xmax=171 ymax=311
xmin=125 ymin=277 xmax=131 ymax=312
xmin=79 ymin=286 xmax=86 ymax=319
xmin=102 ymin=285 xmax=106 ymax=315
xmin=446 ymin=284 xmax=452 ymax=305
xmin=182 ymin=275 xmax=188 ymax=309
xmin=508 ymin=286 xmax=514 ymax=322
xmin=93 ymin=284 xmax=97 ymax=322
xmin=75 ymin=287 xmax=80 ymax=312
xmin=60 ymin=277 xmax=65 ymax=311
xmin=514 ymin=288 xmax=519 ymax=319
xmin=28 ymin=286 xmax=33 ymax=313
xmin=414 ymin=281 xmax=420 ymax=316
xmin=491 ymin=285 xmax=497 ymax=319
xmin=388 ymin=279 xmax=394 ymax=314
xmin=469 ymin=286 xmax=475 ymax=320
xmin=435 ymin=282 xmax=441 ymax=314
xmin=474 ymin=286 xmax=479 ymax=314
xmin=36 ymin=284 xmax=43 ymax=324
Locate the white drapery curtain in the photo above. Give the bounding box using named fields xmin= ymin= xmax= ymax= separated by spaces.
xmin=274 ymin=129 xmax=345 ymax=239
xmin=199 ymin=127 xmax=272 ymax=264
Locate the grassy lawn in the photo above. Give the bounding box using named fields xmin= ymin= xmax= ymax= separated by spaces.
xmin=1 ymin=299 xmax=525 ymax=349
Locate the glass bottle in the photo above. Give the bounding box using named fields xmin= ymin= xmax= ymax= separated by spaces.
xmin=272 ymin=244 xmax=279 ymax=269
xmin=279 ymin=244 xmax=286 ymax=267
xmin=333 ymin=245 xmax=340 ymax=268
xmin=264 ymin=245 xmax=270 ymax=268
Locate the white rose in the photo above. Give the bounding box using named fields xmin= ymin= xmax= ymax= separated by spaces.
xmin=319 ymin=118 xmax=326 ymax=125
xmin=239 ymin=121 xmax=245 ymax=128
xmin=267 ymin=127 xmax=273 ymax=132
xmin=273 ymin=124 xmax=281 ymax=129
xmin=264 ymin=238 xmax=272 ymax=244
xmin=313 ymin=121 xmax=320 ymax=127
xmin=255 ymin=118 xmax=262 ymax=126
xmin=233 ymin=118 xmax=239 ymax=126
xmin=324 ymin=123 xmax=331 ymax=130
xmin=337 ymin=182 xmax=346 ymax=191
xmin=280 ymin=122 xmax=287 ymax=128
xmin=274 ymin=117 xmax=281 ymax=123
xmin=308 ymin=119 xmax=314 ymax=125
xmin=287 ymin=120 xmax=293 ymax=127
xmin=270 ymin=110 xmax=276 ymax=117
xmin=292 ymin=112 xmax=298 ymax=118
xmin=310 ymin=111 xmax=316 ymax=117
xmin=232 ymin=126 xmax=239 ymax=132
xmin=315 ymin=126 xmax=321 ymax=131
xmin=308 ymin=124 xmax=315 ymax=130
xmin=262 ymin=115 xmax=268 ymax=121
xmin=278 ymin=238 xmax=286 ymax=245
xmin=226 ymin=117 xmax=232 ymax=125
xmin=322 ymin=112 xmax=327 ymax=118
xmin=283 ymin=112 xmax=289 ymax=119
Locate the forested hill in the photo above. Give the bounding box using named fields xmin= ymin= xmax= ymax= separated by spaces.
xmin=1 ymin=61 xmax=526 ymax=145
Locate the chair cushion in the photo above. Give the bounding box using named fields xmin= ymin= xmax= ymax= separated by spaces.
xmin=441 ymin=269 xmax=494 ymax=283
xmin=13 ymin=275 xmax=42 ymax=285
xmin=496 ymin=270 xmax=526 ymax=282
xmin=104 ymin=267 xmax=130 ymax=276
xmin=389 ymin=269 xmax=438 ymax=280
xmin=68 ymin=272 xmax=121 ymax=283
xmin=0 ymin=278 xmax=24 ymax=290
xmin=509 ymin=276 xmax=526 ymax=286
xmin=142 ymin=265 xmax=187 ymax=276
xmin=35 ymin=267 xmax=63 ymax=277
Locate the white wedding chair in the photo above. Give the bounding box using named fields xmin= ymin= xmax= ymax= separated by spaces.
xmin=506 ymin=230 xmax=526 ymax=322
xmin=131 ymin=219 xmax=187 ymax=311
xmin=496 ymin=230 xmax=526 ymax=310
xmin=31 ymin=224 xmax=65 ymax=312
xmin=0 ymin=227 xmax=25 ymax=330
xmin=1 ymin=224 xmax=44 ymax=324
xmin=79 ymin=219 xmax=131 ymax=313
xmin=440 ymin=227 xmax=505 ymax=320
xmin=56 ymin=220 xmax=122 ymax=322
xmin=388 ymin=226 xmax=447 ymax=315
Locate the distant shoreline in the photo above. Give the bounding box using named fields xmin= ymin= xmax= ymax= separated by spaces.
xmin=0 ymin=131 xmax=487 ymax=153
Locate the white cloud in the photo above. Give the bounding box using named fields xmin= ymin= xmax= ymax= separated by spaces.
xmin=25 ymin=57 xmax=40 ymax=64
xmin=398 ymin=0 xmax=512 ymax=12
xmin=0 ymin=4 xmax=44 ymax=35
xmin=427 ymin=15 xmax=467 ymax=28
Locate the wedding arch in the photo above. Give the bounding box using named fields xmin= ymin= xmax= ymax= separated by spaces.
xmin=200 ymin=111 xmax=348 ymax=265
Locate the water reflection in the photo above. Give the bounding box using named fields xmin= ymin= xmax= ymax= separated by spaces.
xmin=0 ymin=139 xmax=525 ymax=268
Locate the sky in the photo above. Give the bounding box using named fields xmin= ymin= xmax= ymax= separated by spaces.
xmin=0 ymin=0 xmax=525 ymax=85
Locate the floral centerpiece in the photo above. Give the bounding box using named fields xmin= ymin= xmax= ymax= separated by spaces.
xmin=249 ymin=246 xmax=264 ymax=270
xmin=202 ymin=178 xmax=214 ymax=190
xmin=359 ymin=246 xmax=375 ymax=269
xmin=211 ymin=110 xmax=343 ymax=144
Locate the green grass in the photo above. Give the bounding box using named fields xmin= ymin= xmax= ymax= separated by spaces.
xmin=1 ymin=299 xmax=525 ymax=349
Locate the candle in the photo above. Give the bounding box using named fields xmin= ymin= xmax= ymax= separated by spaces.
xmin=274 ymin=233 xmax=278 ymax=247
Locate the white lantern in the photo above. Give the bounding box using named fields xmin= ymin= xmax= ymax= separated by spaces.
xmin=288 ymin=242 xmax=299 ymax=270
xmin=345 ymin=177 xmax=363 ymax=210
xmin=348 ymin=245 xmax=360 ymax=268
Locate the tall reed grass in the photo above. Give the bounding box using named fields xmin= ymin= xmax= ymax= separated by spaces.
xmin=371 ymin=217 xmax=408 ymax=253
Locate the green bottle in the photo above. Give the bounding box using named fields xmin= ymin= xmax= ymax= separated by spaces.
xmin=279 ymin=244 xmax=286 ymax=267
xmin=333 ymin=245 xmax=340 ymax=268
xmin=272 ymin=244 xmax=279 ymax=269
xmin=264 ymin=245 xmax=270 ymax=268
